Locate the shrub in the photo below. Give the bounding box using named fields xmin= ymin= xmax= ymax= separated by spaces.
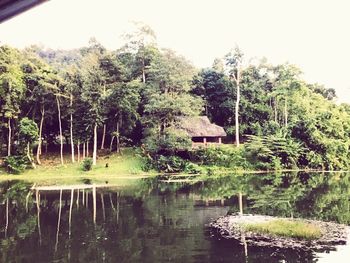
xmin=143 ymin=128 xmax=192 ymax=155
xmin=82 ymin=158 xmax=93 ymax=171
xmin=152 ymin=155 xmax=187 ymax=173
xmin=18 ymin=117 xmax=39 ymax=153
xmin=190 ymin=146 xmax=248 ymax=168
xmin=141 ymin=128 xmax=194 ymax=173
xmin=3 ymin=155 xmax=29 ymax=174
xmin=183 ymin=162 xmax=202 ymax=174
xmin=245 ymin=134 xmax=304 ymax=170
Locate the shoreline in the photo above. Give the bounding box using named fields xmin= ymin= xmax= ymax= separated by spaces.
xmin=1 ymin=167 xmax=349 ymax=185
xmin=210 ymin=214 xmax=349 ymax=252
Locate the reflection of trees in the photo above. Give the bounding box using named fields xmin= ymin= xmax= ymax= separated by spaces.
xmin=0 ymin=181 xmax=37 ymax=262
xmin=175 ymin=172 xmax=350 ymax=224
xmin=0 ymin=181 xmax=209 ymax=262
xmin=297 ymin=172 xmax=350 ymax=224
xmin=1 ymin=173 xmax=350 ymax=261
xmin=246 ymin=173 xmax=308 ymax=218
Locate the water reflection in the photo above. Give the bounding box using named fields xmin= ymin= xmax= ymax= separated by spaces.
xmin=0 ymin=172 xmax=349 ymax=262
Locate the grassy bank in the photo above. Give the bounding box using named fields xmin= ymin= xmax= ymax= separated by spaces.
xmin=1 ymin=146 xmax=343 ymax=186
xmin=242 ymin=219 xmax=322 ymax=240
xmin=0 ymin=148 xmax=157 ymax=185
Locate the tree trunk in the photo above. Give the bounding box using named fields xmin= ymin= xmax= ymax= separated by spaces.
xmin=238 ymin=192 xmax=243 ymax=215
xmin=235 ymin=92 xmax=240 ymax=147
xmin=37 ymin=107 xmax=45 ymax=165
xmin=101 ymin=84 xmax=107 ymax=150
xmin=7 ymin=118 xmax=11 ymax=156
xmin=274 ymin=97 xmax=278 ymax=123
xmin=109 ymin=136 xmax=115 ymax=151
xmin=5 ymin=198 xmax=9 ymax=237
xmin=142 ymin=57 xmax=146 ymax=83
xmin=77 ymin=140 xmax=80 ymax=162
xmin=101 ymin=124 xmax=106 ymax=150
xmin=82 ymin=142 xmax=86 ymax=159
xmin=235 ymin=72 xmax=240 ymax=147
xmin=86 ymin=140 xmax=89 ymax=157
xmin=284 ymin=98 xmax=288 ymax=127
xmin=116 ymin=120 xmax=120 ymax=153
xmin=56 ymin=96 xmax=64 ymax=165
xmin=27 ymin=142 xmax=36 ymax=169
xmin=93 ymin=124 xmax=97 ymax=165
xmin=70 ymin=94 xmax=75 ymax=163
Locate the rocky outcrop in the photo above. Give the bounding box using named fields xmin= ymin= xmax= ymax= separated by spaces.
xmin=209 ymin=214 xmax=349 ymax=252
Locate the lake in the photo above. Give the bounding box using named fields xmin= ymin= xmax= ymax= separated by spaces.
xmin=0 ymin=172 xmax=350 ymax=262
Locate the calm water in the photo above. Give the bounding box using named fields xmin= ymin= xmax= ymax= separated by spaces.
xmin=1 ymin=172 xmax=350 ymax=263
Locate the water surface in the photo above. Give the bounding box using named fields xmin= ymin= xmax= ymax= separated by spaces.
xmin=0 ymin=172 xmax=349 ymax=262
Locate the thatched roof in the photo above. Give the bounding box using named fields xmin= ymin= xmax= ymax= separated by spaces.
xmin=178 ymin=116 xmax=227 ymax=137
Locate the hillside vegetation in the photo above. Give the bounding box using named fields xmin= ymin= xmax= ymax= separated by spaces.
xmin=1 ymin=24 xmax=350 ymax=175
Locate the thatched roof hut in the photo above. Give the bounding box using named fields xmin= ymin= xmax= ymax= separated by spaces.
xmin=178 ymin=116 xmax=226 ymax=145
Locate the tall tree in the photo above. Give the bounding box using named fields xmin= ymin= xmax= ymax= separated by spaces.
xmin=106 ymin=80 xmax=141 ymax=152
xmin=192 ymin=68 xmax=234 ymax=126
xmin=98 ymin=51 xmax=125 ymax=150
xmin=122 ymin=22 xmax=157 ymax=84
xmin=64 ymin=65 xmax=83 ymax=163
xmin=143 ymin=49 xmax=202 ymax=136
xmin=21 ymin=53 xmax=57 ymax=164
xmin=225 ymin=47 xmax=244 ymax=147
xmin=80 ymin=50 xmax=105 ymax=165
xmin=271 ymin=64 xmax=302 ymax=127
xmin=0 ymin=46 xmax=25 ymax=156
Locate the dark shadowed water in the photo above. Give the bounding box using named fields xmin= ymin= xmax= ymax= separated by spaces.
xmin=0 ymin=172 xmax=350 ymax=262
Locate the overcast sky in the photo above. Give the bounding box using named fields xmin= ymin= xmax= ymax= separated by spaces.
xmin=1 ymin=0 xmax=350 ymax=102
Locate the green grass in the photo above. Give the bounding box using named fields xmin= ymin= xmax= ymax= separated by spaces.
xmin=0 ymin=148 xmax=157 ymax=185
xmin=242 ymin=219 xmax=322 ymax=240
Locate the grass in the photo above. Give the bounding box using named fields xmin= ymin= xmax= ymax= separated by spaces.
xmin=242 ymin=219 xmax=322 ymax=240
xmin=0 ymin=148 xmax=157 ymax=185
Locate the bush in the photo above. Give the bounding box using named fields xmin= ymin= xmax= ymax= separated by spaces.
xmin=143 ymin=128 xmax=192 ymax=155
xmin=183 ymin=162 xmax=202 ymax=174
xmin=82 ymin=158 xmax=93 ymax=171
xmin=152 ymin=155 xmax=188 ymax=173
xmin=190 ymin=146 xmax=248 ymax=168
xmin=245 ymin=134 xmax=303 ymax=170
xmin=3 ymin=155 xmax=29 ymax=174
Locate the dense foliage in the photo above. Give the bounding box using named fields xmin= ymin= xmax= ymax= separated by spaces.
xmin=1 ymin=24 xmax=349 ymax=173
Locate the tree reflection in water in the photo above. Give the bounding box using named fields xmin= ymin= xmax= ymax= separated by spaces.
xmin=0 ymin=172 xmax=349 ymax=262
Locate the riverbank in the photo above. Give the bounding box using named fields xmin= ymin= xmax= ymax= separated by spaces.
xmin=0 ymin=148 xmax=348 ymax=185
xmin=210 ymin=214 xmax=349 ymax=251
xmin=0 ymin=149 xmax=157 ymax=185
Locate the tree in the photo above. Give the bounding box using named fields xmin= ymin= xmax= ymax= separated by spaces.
xmin=271 ymin=64 xmax=302 ymax=128
xmin=18 ymin=117 xmax=39 ymax=168
xmin=225 ymin=47 xmax=244 ymax=147
xmin=80 ymin=51 xmax=105 ymax=165
xmin=122 ymin=21 xmax=157 ymax=84
xmin=106 ymin=80 xmax=141 ymax=153
xmin=192 ymin=68 xmax=234 ymax=126
xmin=98 ymin=51 xmax=126 ymax=150
xmin=143 ymin=49 xmax=202 ymax=137
xmin=0 ymin=46 xmax=25 ymax=156
xmin=21 ymin=51 xmax=57 ymax=165
xmin=64 ymin=65 xmax=82 ymax=163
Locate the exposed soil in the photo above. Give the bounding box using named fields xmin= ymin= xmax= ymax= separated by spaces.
xmin=209 ymin=214 xmax=349 ymax=252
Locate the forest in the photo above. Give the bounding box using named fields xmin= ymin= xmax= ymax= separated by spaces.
xmin=0 ymin=23 xmax=349 ymax=175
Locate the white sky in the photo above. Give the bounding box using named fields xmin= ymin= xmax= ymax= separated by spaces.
xmin=1 ymin=0 xmax=350 ymax=102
